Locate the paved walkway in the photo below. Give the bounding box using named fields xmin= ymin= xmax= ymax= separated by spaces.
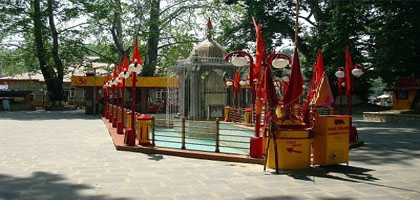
xmin=1 ymin=110 xmax=420 ymax=200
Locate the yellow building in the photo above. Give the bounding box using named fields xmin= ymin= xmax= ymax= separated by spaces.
xmin=385 ymin=76 xmax=420 ymax=110
xmin=70 ymin=75 xmax=178 ymax=115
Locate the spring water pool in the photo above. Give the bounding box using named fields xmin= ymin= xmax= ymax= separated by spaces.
xmin=153 ymin=123 xmax=254 ymax=155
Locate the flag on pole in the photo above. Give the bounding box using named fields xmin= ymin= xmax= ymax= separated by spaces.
xmin=282 ymin=47 xmax=304 ymax=106
xmin=302 ymin=49 xmax=334 ymax=121
xmin=123 ymin=54 xmax=130 ymax=70
xmin=132 ymin=37 xmax=143 ymax=65
xmin=112 ymin=65 xmax=118 ymax=79
xmin=207 ymin=18 xmax=213 ymax=31
xmin=314 ymin=49 xmax=325 ymax=83
xmin=345 ymin=45 xmax=353 ymax=97
xmin=233 ymin=70 xmax=240 ymax=94
xmin=311 ymin=73 xmax=334 ymax=107
xmin=253 ymin=17 xmax=264 ymax=79
xmin=118 ymin=61 xmax=123 ymax=73
xmin=261 ymin=66 xmax=278 ymax=107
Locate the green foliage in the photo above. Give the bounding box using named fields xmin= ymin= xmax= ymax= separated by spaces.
xmin=1 ymin=0 xmax=419 ymax=100
xmin=369 ymin=1 xmax=420 ymax=86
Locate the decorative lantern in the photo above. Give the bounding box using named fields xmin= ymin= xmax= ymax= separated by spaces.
xmin=226 ymin=80 xmax=233 ymax=86
xmin=119 ymin=70 xmax=131 ymax=79
xmin=231 ymin=56 xmax=248 ymax=67
xmin=335 ymin=67 xmax=345 ymax=78
xmin=272 ymin=58 xmax=289 ymax=69
xmin=352 ymin=64 xmax=364 ymax=77
xmin=128 ymin=59 xmax=143 ymax=74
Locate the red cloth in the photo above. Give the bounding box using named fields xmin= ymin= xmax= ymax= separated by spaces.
xmin=123 ymin=54 xmax=130 ymax=70
xmin=132 ymin=37 xmax=143 ymax=65
xmin=302 ymin=49 xmax=325 ymax=121
xmin=233 ymin=70 xmax=240 ymax=94
xmin=345 ymin=46 xmax=353 ymax=97
xmin=314 ymin=49 xmax=325 ymax=83
xmin=118 ymin=61 xmax=123 ymax=73
xmin=261 ymin=66 xmax=278 ymax=107
xmin=253 ymin=18 xmax=264 ymax=79
xmin=282 ymin=47 xmax=304 ymax=106
xmin=281 ymin=79 xmax=289 ymax=94
xmin=207 ymin=18 xmax=213 ymax=30
xmin=112 ymin=66 xmax=117 ymax=79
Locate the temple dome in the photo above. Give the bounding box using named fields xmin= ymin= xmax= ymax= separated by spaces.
xmin=190 ymin=39 xmax=227 ymax=58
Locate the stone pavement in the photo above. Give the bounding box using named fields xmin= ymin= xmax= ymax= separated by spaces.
xmin=1 ymin=110 xmax=420 ymax=200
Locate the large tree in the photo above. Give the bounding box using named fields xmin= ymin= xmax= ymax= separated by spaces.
xmin=81 ymin=0 xmax=208 ymax=76
xmin=368 ymin=1 xmax=420 ymax=85
xmin=1 ymin=0 xmax=88 ymax=104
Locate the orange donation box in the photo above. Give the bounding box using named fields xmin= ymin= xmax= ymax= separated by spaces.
xmin=313 ymin=115 xmax=350 ymax=166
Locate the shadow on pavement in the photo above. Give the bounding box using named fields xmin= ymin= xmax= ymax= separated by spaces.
xmin=0 ymin=110 xmax=99 ymax=121
xmin=266 ymin=164 xmax=420 ymax=194
xmin=147 ymin=153 xmax=164 ymax=161
xmin=352 ymin=119 xmax=420 ymax=166
xmin=249 ymin=196 xmax=304 ymax=200
xmin=0 ymin=172 xmax=129 ymax=200
xmin=249 ymin=196 xmax=357 ymax=200
xmin=266 ymin=165 xmax=377 ymax=183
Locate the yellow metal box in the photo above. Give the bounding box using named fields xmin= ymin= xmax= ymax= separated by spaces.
xmin=267 ymin=129 xmax=312 ymax=170
xmin=313 ymin=115 xmax=350 ymax=166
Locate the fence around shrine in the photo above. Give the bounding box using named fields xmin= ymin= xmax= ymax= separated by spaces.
xmin=150 ymin=117 xmax=254 ymax=155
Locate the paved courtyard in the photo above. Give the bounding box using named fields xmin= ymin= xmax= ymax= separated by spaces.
xmin=1 ymin=110 xmax=420 ymax=200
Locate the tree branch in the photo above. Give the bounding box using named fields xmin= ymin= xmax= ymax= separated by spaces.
xmin=298 ymin=12 xmax=316 ymax=27
xmin=157 ymin=40 xmax=200 ymax=50
xmin=58 ymin=22 xmax=88 ymax=34
xmin=74 ymin=43 xmax=115 ymax=63
xmin=159 ymin=0 xmax=189 ymax=16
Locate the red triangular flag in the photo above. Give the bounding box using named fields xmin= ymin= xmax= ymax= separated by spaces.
xmin=132 ymin=37 xmax=143 ymax=65
xmin=282 ymin=47 xmax=304 ymax=105
xmin=207 ymin=18 xmax=213 ymax=31
xmin=303 ymin=49 xmax=325 ymax=115
xmin=253 ymin=18 xmax=264 ymax=79
xmin=345 ymin=45 xmax=353 ymax=97
xmin=112 ymin=66 xmax=118 ymax=79
xmin=233 ymin=70 xmax=240 ymax=94
xmin=123 ymin=54 xmax=130 ymax=70
xmin=118 ymin=61 xmax=123 ymax=73
xmin=314 ymin=49 xmax=325 ymax=83
xmin=261 ymin=66 xmax=278 ymax=107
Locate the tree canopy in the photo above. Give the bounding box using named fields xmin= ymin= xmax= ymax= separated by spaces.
xmin=1 ymin=0 xmax=419 ymax=101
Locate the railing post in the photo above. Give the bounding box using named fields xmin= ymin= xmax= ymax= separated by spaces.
xmin=151 ymin=116 xmax=155 ymax=146
xmin=181 ymin=117 xmax=186 ymax=149
xmin=215 ymin=118 xmax=220 ymax=152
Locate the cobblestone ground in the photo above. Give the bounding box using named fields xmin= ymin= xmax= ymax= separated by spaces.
xmin=1 ymin=110 xmax=420 ymax=200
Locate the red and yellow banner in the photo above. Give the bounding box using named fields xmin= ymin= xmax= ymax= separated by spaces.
xmin=71 ymin=76 xmax=178 ymax=88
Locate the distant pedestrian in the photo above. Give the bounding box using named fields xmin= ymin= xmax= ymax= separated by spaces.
xmin=2 ymin=98 xmax=11 ymax=111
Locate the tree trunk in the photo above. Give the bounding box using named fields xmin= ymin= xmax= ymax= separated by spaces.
xmin=47 ymin=0 xmax=64 ymax=104
xmin=31 ymin=0 xmax=61 ymax=104
xmin=111 ymin=0 xmax=125 ymax=60
xmin=144 ymin=0 xmax=160 ymax=76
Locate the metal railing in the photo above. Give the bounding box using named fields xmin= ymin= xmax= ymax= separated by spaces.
xmin=152 ymin=117 xmax=253 ymax=154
